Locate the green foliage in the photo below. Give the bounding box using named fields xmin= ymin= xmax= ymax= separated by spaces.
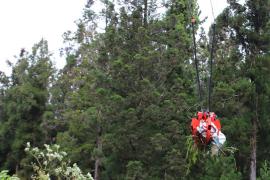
xmin=126 ymin=161 xmax=144 ymax=180
xmin=212 ymin=0 xmax=270 ymax=178
xmin=24 ymin=142 xmax=93 ymax=180
xmin=187 ymin=155 xmax=242 ymax=180
xmin=206 ymin=156 xmax=242 ymax=180
xmin=185 ymin=136 xmax=199 ymax=176
xmin=0 ymin=170 xmax=19 ymax=180
xmin=1 ymin=0 xmax=270 ymax=179
xmin=0 ymin=39 xmax=53 ymax=175
xmin=52 ymin=0 xmax=196 ymax=179
xmin=258 ymin=161 xmax=270 ymax=180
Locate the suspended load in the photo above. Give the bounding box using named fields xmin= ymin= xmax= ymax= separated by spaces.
xmin=191 ymin=112 xmax=226 ymax=150
xmin=188 ymin=0 xmax=226 ymax=155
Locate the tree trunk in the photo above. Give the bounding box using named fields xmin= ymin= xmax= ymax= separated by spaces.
xmin=94 ymin=125 xmax=102 ymax=180
xmin=250 ymin=95 xmax=258 ymax=180
xmin=250 ymin=120 xmax=257 ymax=180
xmin=16 ymin=164 xmax=19 ymax=175
xmin=143 ymin=0 xmax=148 ymax=26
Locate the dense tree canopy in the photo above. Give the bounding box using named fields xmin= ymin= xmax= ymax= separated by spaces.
xmin=0 ymin=0 xmax=270 ymax=179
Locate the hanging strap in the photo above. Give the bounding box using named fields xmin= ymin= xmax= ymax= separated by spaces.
xmin=206 ymin=117 xmax=212 ymax=143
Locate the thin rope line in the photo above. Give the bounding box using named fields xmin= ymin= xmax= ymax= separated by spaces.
xmin=188 ymin=0 xmax=193 ymax=19
xmin=209 ymin=0 xmax=215 ymax=23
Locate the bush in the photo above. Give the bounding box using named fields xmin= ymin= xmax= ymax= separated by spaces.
xmin=24 ymin=142 xmax=93 ymax=180
xmin=0 ymin=170 xmax=19 ymax=180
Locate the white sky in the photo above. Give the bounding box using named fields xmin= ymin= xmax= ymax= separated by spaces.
xmin=198 ymin=0 xmax=228 ymax=31
xmin=0 ymin=0 xmax=87 ymax=74
xmin=0 ymin=0 xmax=228 ymax=75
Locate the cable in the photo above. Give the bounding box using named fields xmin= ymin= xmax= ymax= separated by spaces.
xmin=209 ymin=0 xmax=216 ymax=22
xmin=208 ymin=0 xmax=217 ymax=112
xmin=191 ymin=20 xmax=203 ymax=108
xmin=208 ymin=23 xmax=216 ymax=112
xmin=188 ymin=0 xmax=203 ymax=110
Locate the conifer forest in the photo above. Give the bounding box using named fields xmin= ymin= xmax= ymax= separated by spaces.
xmin=1 ymin=0 xmax=270 ymax=179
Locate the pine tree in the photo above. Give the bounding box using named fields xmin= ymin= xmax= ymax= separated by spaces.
xmin=53 ymin=0 xmax=198 ymax=179
xmin=211 ymin=0 xmax=270 ymax=178
xmin=0 ymin=39 xmax=53 ymax=176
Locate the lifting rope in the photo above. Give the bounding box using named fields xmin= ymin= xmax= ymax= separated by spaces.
xmin=191 ymin=18 xmax=203 ymax=108
xmin=208 ymin=24 xmax=216 ymax=112
xmin=208 ymin=0 xmax=216 ymax=112
xmin=188 ymin=0 xmax=202 ymax=110
xmin=188 ymin=0 xmax=217 ymax=112
xmin=209 ymin=0 xmax=215 ymax=22
xmin=188 ymin=1 xmax=227 ymax=151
